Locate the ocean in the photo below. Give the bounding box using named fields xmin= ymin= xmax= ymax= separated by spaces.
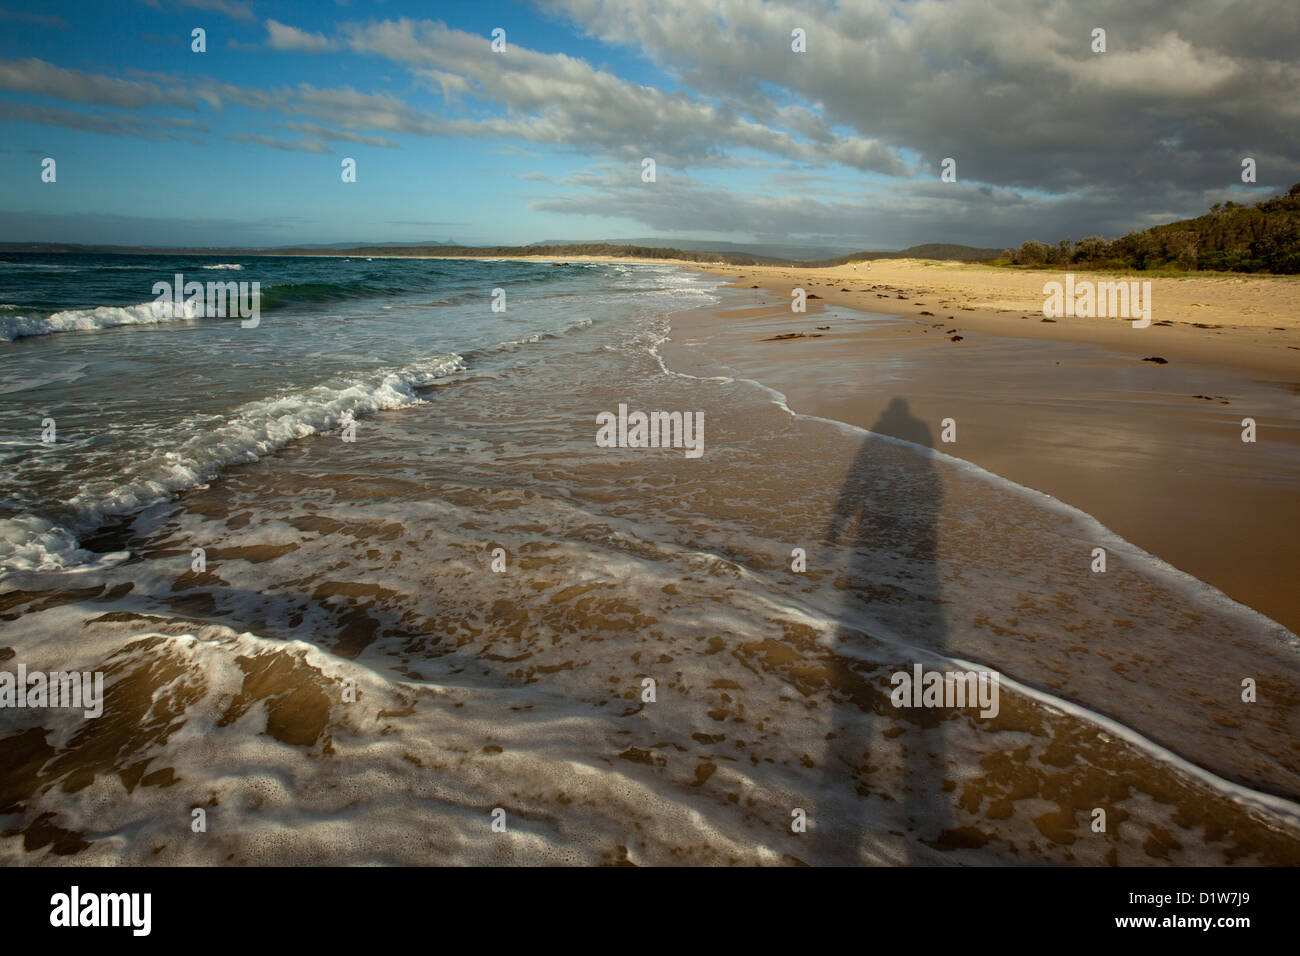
xmin=1 ymin=253 xmax=1298 ymax=865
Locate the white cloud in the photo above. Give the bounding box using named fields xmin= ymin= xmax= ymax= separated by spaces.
xmin=341 ymin=18 xmax=906 ymax=173
xmin=265 ymin=19 xmax=340 ymax=53
xmin=0 ymin=57 xmax=195 ymax=109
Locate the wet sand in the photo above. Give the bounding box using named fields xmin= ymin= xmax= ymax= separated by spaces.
xmin=662 ymin=271 xmax=1300 ymax=634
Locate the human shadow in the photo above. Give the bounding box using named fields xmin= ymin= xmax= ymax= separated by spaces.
xmin=822 ymin=397 xmax=950 ymax=863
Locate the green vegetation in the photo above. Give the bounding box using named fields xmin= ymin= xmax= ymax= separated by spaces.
xmin=800 ymin=243 xmax=1004 ymax=266
xmin=1004 ymin=184 xmax=1300 ymax=274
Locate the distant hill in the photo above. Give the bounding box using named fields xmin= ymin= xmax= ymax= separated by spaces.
xmin=273 ymin=242 xmax=801 ymax=265
xmin=1006 ymin=184 xmax=1300 ymax=274
xmin=0 ymin=242 xmax=264 ymax=254
xmin=0 ymin=238 xmax=1005 ymax=266
xmin=0 ymin=239 xmax=465 ymax=254
xmin=0 ymin=240 xmax=792 ymax=265
xmin=277 ymin=240 xmax=1004 ymax=265
xmin=804 ymin=243 xmax=1005 ymax=266
xmin=14 ymin=193 xmax=1297 ymax=274
xmin=533 ymin=238 xmax=863 ymax=261
xmin=286 ymin=239 xmax=463 ymax=250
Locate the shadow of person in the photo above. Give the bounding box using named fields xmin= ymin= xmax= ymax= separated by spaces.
xmin=822 ymin=397 xmax=950 ymax=864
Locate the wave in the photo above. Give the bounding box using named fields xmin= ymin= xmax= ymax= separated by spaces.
xmin=0 ymin=299 xmax=207 ymax=342
xmin=476 ymin=317 xmax=595 ymax=353
xmin=0 ymin=282 xmax=379 ymax=340
xmin=0 ymin=311 xmax=602 ymax=571
xmin=0 ymin=263 xmax=619 ymax=341
xmin=0 ymin=262 xmax=156 ymax=272
xmin=0 ymin=515 xmax=129 ymax=574
xmin=257 ymin=266 xmax=587 ymax=311
xmin=0 ymin=352 xmax=467 ymax=575
xmin=257 ymin=279 xmax=389 ymax=310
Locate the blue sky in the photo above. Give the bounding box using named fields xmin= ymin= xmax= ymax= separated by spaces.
xmin=1 ymin=1 xmax=669 ymax=245
xmin=0 ymin=1 xmax=1295 ymax=249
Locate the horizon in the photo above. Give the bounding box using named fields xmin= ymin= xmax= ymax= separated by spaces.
xmin=1 ymin=1 xmax=1296 ymax=248
xmin=0 ymin=236 xmax=1002 ymax=257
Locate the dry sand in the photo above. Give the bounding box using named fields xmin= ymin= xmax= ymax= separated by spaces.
xmin=695 ymin=258 xmax=1300 ymax=371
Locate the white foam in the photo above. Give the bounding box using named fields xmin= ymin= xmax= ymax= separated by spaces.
xmin=0 ymin=515 xmax=128 ymax=575
xmin=0 ymin=299 xmax=205 ymax=342
xmin=63 ymin=352 xmax=466 ymax=531
xmin=0 ymin=350 xmax=466 ymax=573
xmin=497 ymin=317 xmax=593 ymax=349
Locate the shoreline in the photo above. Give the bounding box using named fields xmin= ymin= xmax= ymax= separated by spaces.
xmin=303 ymin=251 xmax=1300 ymax=369
xmin=4 ymin=252 xmax=1299 ymax=865
xmin=660 ymin=265 xmax=1300 ymax=634
xmin=201 ymin=249 xmax=1300 ymax=369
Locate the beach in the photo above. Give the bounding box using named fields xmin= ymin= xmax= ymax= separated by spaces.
xmin=339 ymin=252 xmax=1300 ymax=629
xmin=6 ymin=0 xmax=1300 ymax=909
xmin=1 ymin=253 xmax=1298 ymax=866
xmin=663 ymin=259 xmax=1300 ymax=634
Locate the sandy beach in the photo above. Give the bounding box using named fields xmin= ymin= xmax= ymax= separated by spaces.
xmin=660 ymin=259 xmax=1300 ymax=634
xmin=9 ymin=0 xmax=1300 ymax=900
xmin=4 ymin=252 xmax=1299 ymax=868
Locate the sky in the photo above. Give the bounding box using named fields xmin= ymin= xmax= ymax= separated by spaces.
xmin=0 ymin=0 xmax=1296 ymax=250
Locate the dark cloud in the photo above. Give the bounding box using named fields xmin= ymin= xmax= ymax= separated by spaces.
xmin=535 ymin=0 xmax=1299 ymax=239
xmin=529 ymin=166 xmax=1271 ymax=248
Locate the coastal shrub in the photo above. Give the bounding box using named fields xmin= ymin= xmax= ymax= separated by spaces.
xmin=1007 ymin=183 xmax=1299 ymax=274
xmin=1013 ymin=240 xmax=1051 ymax=266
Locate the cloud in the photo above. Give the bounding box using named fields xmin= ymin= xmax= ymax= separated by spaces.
xmin=232 ymin=132 xmax=330 ymax=153
xmin=266 ymin=19 xmax=340 ymax=52
xmin=0 ymin=102 xmax=202 ymax=141
xmin=541 ymin=0 xmax=1300 ymax=197
xmin=283 ymin=121 xmax=398 ymax=148
xmin=0 ymin=57 xmax=195 ymax=109
xmin=340 ymin=18 xmax=906 ymax=173
xmin=526 ymin=165 xmax=1265 ymax=249
xmin=133 ymin=0 xmax=256 ymax=22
